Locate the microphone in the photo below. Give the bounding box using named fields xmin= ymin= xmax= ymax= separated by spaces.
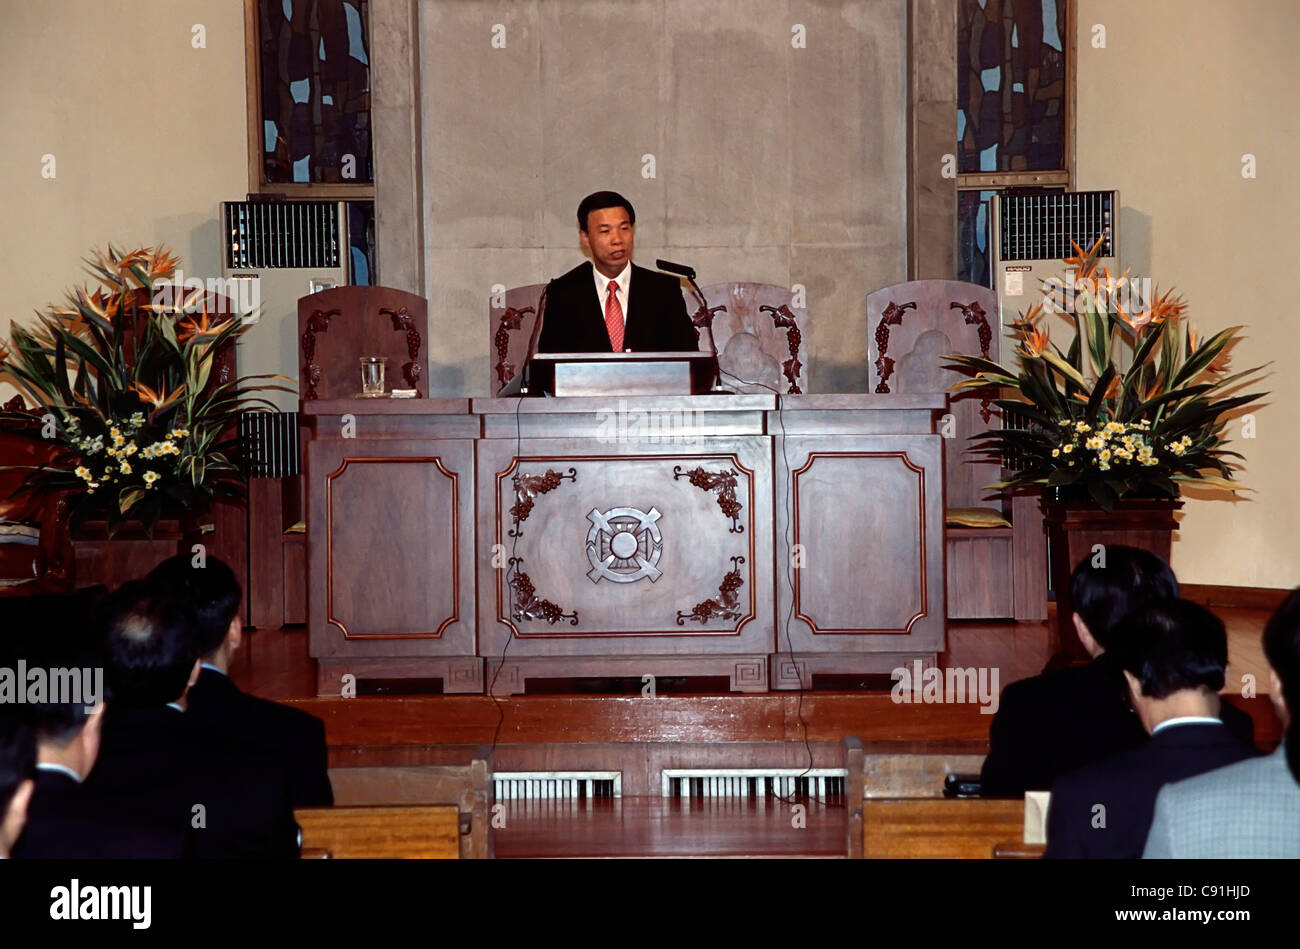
xmin=655 ymin=258 xmax=696 ymax=281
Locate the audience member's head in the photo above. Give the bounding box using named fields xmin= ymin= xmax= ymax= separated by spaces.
xmin=0 ymin=718 xmax=36 ymax=858
xmin=1069 ymin=546 xmax=1180 ymax=657
xmin=1108 ymin=599 xmax=1229 ymax=733
xmin=1262 ymin=587 xmax=1300 ymax=781
xmin=148 ymin=554 xmax=243 ymax=669
xmin=20 ymin=620 xmax=108 ymax=784
xmin=100 ymin=580 xmax=202 ymax=708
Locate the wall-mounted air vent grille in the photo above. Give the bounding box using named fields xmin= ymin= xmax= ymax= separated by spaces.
xmin=493 ymin=771 xmax=621 ymax=801
xmin=224 ymin=201 xmax=341 ymax=269
xmin=662 ymin=768 xmax=847 ymax=801
xmin=238 ymin=411 xmax=300 ymax=478
xmin=998 ymin=190 xmax=1115 ymax=262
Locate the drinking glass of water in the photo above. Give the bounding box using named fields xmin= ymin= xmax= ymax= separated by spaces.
xmin=360 ymin=356 xmax=387 ymax=397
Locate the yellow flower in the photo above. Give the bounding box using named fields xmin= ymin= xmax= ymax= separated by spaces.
xmin=1075 ymin=422 xmax=1090 ymax=433
xmin=125 ymin=443 xmax=138 ymax=456
xmin=1051 ymin=448 xmax=1060 ymax=458
xmin=106 ymin=447 xmax=118 ymax=458
xmin=119 ymin=461 xmax=132 ymax=474
xmin=1169 ymin=442 xmax=1186 ymax=456
xmin=74 ymin=466 xmax=91 ymax=480
xmin=1100 ymin=449 xmax=1112 ymax=462
xmin=143 ymin=471 xmax=160 ymax=487
xmin=1104 ymin=421 xmax=1124 ymax=435
xmin=169 ymin=428 xmax=190 ymax=438
xmin=1063 ymin=444 xmax=1074 ymax=454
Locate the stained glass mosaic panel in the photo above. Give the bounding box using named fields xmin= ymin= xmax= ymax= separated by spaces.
xmin=957 ymin=190 xmax=996 ymax=287
xmin=958 ymin=0 xmax=1067 ymax=174
xmin=259 ymin=0 xmax=373 ymax=185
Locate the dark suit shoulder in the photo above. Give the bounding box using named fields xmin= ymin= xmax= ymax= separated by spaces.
xmin=550 ymin=261 xmax=593 ymax=288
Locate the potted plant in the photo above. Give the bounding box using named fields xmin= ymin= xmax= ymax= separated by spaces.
xmin=0 ymin=245 xmax=282 ymax=554
xmin=944 ymin=237 xmax=1267 ymax=660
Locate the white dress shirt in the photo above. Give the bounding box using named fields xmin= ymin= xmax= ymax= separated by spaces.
xmin=592 ymin=261 xmax=632 ymax=331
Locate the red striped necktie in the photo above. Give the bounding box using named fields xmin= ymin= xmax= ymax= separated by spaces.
xmin=604 ymin=280 xmax=624 ymax=353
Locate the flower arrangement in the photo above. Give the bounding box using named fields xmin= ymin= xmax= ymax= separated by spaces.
xmin=0 ymin=246 xmax=282 ymax=534
xmin=943 ymin=238 xmax=1267 ymax=511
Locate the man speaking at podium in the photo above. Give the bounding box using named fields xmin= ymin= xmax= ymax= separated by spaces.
xmin=536 ymin=191 xmax=699 ymax=354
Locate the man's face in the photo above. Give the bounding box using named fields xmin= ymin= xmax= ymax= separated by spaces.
xmin=580 ymin=206 xmax=634 ymax=278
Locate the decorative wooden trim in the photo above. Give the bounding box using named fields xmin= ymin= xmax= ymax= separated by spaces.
xmin=672 ymin=465 xmax=744 ymax=533
xmin=379 ymin=305 xmax=424 ymax=392
xmin=757 ymin=304 xmax=804 ymax=394
xmin=508 ymin=468 xmax=576 ymax=538
xmin=677 ymin=556 xmax=746 ymax=625
xmin=324 ymin=456 xmax=459 ymax=639
xmin=493 ymin=304 xmax=536 ymax=391
xmin=507 ymin=557 xmax=578 ymax=626
xmin=872 ymin=300 xmax=917 ymax=393
xmin=493 ymin=454 xmax=758 ymax=639
xmin=301 ymin=308 xmax=341 ymax=401
xmin=1180 ymin=584 xmax=1290 ymax=613
xmin=949 ymin=299 xmax=994 ymax=422
xmin=792 ymin=451 xmax=928 ymax=635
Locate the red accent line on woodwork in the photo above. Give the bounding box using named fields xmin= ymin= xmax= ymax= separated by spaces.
xmin=792 ymin=451 xmax=927 ymax=635
xmin=325 ymin=456 xmax=459 ymax=639
xmin=492 ymin=453 xmax=758 ymax=639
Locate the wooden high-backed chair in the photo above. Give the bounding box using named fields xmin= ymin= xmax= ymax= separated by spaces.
xmin=865 ymin=280 xmax=1046 ymax=621
xmin=686 ymin=282 xmax=807 ymax=394
xmin=489 ymin=284 xmax=545 ymax=396
xmin=298 ymin=286 xmax=429 ymax=401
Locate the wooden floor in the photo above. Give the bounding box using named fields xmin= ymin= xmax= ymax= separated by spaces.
xmin=231 ymin=606 xmax=1278 ymax=858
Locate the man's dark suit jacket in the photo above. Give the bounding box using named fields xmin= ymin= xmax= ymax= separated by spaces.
xmin=186 ymin=667 xmax=333 ymax=807
xmin=14 ymin=769 xmax=187 ymax=859
xmin=82 ymin=705 xmax=299 ymax=859
xmin=980 ymin=656 xmax=1255 ymax=798
xmin=536 ymin=262 xmax=698 ymax=354
xmin=1044 ymin=721 xmax=1257 ymax=859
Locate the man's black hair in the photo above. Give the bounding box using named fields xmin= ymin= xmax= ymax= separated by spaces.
xmin=148 ymin=554 xmax=242 ymax=658
xmin=0 ymin=715 xmax=36 ymax=821
xmin=100 ymin=579 xmax=200 ymax=707
xmin=1069 ymin=545 xmax=1179 ymax=651
xmin=1263 ymin=587 xmax=1300 ymax=781
xmin=577 ymin=191 xmax=635 ymax=233
xmin=0 ymin=592 xmax=107 ymax=744
xmin=1108 ymin=598 xmax=1229 ymax=699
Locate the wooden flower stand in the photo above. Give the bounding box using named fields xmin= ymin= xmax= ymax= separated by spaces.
xmin=1041 ymin=496 xmax=1183 ymax=667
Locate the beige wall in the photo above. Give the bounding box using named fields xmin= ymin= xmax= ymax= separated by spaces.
xmin=1075 ymin=0 xmax=1300 ymax=588
xmin=414 ymin=0 xmax=909 ymax=396
xmin=0 ymin=0 xmax=247 ymax=403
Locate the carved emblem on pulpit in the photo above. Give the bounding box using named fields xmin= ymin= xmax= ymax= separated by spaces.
xmin=585 ymin=506 xmax=663 ymax=584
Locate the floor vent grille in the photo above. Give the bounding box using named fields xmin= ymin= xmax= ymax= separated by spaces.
xmin=662 ymin=768 xmax=847 ymax=801
xmin=493 ymin=771 xmax=621 ymax=801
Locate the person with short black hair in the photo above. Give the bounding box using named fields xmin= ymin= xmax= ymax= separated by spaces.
xmin=0 ymin=717 xmax=36 ymax=859
xmin=980 ymin=546 xmax=1254 ymax=797
xmin=148 ymin=554 xmax=332 ymax=806
xmin=1045 ymin=599 xmax=1257 ymax=858
xmin=7 ymin=597 xmax=186 ymax=859
xmin=535 ymin=190 xmax=698 ymax=355
xmin=1144 ymin=587 xmax=1300 ymax=858
xmin=82 ymin=580 xmax=299 ymax=858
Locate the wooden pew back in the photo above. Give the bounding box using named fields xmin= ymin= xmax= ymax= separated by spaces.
xmin=862 ymin=798 xmax=1026 ymax=859
xmin=295 ymin=805 xmax=461 ymax=859
xmin=327 ymin=755 xmax=493 ymax=859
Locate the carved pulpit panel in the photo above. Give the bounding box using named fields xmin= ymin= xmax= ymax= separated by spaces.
xmin=476 ymin=434 xmax=774 ymax=664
